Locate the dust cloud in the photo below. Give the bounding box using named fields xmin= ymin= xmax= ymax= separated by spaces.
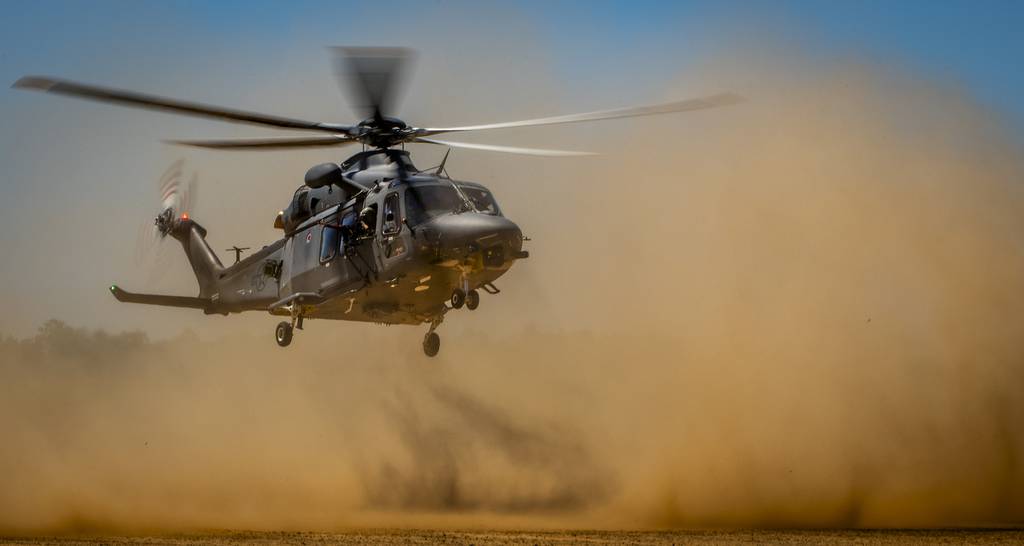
xmin=3 ymin=47 xmax=1024 ymax=534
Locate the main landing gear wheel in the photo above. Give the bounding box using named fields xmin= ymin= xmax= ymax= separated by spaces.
xmin=423 ymin=332 xmax=440 ymax=357
xmin=275 ymin=321 xmax=293 ymax=347
xmin=466 ymin=289 xmax=480 ymax=310
xmin=451 ymin=288 xmax=466 ymax=309
xmin=423 ymin=312 xmax=445 ymax=357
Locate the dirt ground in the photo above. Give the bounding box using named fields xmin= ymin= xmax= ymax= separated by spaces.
xmin=3 ymin=529 xmax=1024 ymax=545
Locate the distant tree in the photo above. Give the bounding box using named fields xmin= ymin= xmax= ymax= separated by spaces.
xmin=36 ymin=319 xmax=85 ymax=357
xmin=32 ymin=319 xmax=150 ymax=362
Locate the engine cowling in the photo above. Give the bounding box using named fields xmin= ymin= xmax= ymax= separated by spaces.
xmin=279 ymin=184 xmax=351 ymax=233
xmin=304 ymin=162 xmax=345 ymax=189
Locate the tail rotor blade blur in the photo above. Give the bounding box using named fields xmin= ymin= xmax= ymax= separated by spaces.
xmin=136 ymin=159 xmax=198 ymax=282
xmin=157 ymin=159 xmax=185 ymax=213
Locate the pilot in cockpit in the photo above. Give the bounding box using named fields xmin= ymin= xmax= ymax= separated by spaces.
xmin=358 ymin=205 xmax=377 ymax=237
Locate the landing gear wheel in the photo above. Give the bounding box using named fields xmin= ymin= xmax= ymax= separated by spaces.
xmin=466 ymin=289 xmax=480 ymax=310
xmin=423 ymin=332 xmax=440 ymax=357
xmin=451 ymin=289 xmax=466 ymax=309
xmin=275 ymin=321 xmax=293 ymax=347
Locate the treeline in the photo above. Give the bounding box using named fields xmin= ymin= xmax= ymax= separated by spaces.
xmin=0 ymin=320 xmax=166 ymax=365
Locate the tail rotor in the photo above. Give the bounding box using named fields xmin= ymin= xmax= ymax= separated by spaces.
xmin=135 ymin=159 xmax=198 ymax=279
xmin=155 ymin=158 xmax=196 ymax=235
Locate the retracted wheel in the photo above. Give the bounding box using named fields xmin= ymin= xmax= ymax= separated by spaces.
xmin=466 ymin=289 xmax=480 ymax=310
xmin=423 ymin=332 xmax=440 ymax=357
xmin=275 ymin=321 xmax=293 ymax=347
xmin=451 ymin=288 xmax=466 ymax=309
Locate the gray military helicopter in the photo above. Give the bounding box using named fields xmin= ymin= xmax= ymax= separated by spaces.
xmin=13 ymin=48 xmax=740 ymax=356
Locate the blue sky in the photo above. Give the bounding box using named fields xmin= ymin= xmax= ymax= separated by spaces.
xmin=2 ymin=1 xmax=1023 ymax=126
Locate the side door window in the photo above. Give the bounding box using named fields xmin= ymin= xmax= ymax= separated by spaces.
xmin=320 ymin=223 xmax=340 ymax=263
xmin=382 ymin=192 xmax=401 ymax=235
xmin=340 ymin=211 xmax=358 ymax=251
xmin=380 ymin=192 xmax=408 ymax=260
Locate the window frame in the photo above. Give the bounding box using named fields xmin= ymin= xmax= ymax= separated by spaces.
xmin=459 ymin=185 xmax=502 ymax=216
xmin=382 ymin=192 xmax=402 ymax=235
xmin=319 ymin=222 xmax=342 ymax=264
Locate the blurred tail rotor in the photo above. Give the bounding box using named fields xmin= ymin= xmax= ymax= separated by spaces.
xmin=155 ymin=158 xmax=196 ymax=235
xmin=134 ymin=159 xmax=198 ymax=280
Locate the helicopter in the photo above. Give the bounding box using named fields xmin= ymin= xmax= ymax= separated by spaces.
xmin=12 ymin=48 xmax=740 ymax=356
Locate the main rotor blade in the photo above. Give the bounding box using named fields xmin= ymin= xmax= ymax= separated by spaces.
xmin=13 ymin=76 xmax=353 ymax=133
xmin=415 ymin=137 xmax=594 ymax=157
xmin=419 ymin=92 xmax=743 ymax=136
xmin=166 ymin=135 xmax=356 ymax=150
xmin=332 ymin=47 xmax=415 ymax=119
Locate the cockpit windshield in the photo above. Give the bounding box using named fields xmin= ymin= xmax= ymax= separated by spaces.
xmin=459 ymin=185 xmax=501 ymax=216
xmin=405 ymin=184 xmax=470 ymax=227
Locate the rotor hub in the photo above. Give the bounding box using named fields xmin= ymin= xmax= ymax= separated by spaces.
xmin=353 ymin=116 xmax=417 ymax=148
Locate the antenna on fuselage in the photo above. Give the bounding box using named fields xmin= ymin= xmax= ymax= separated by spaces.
xmin=435 ymin=148 xmax=451 ymax=178
xmin=225 ymin=246 xmax=251 ymax=264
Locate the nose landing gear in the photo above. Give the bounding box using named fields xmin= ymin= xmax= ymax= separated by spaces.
xmin=451 ymin=288 xmax=481 ymax=310
xmin=465 ymin=289 xmax=480 ymax=310
xmin=451 ymin=288 xmax=466 ymax=309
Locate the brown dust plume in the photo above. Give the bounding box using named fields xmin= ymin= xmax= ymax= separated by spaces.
xmin=2 ymin=51 xmax=1024 ymax=533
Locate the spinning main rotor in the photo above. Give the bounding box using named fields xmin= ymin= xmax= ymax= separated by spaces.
xmin=13 ymin=47 xmax=742 ymax=157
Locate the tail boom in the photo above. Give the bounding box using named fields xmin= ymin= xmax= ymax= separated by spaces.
xmin=168 ymin=217 xmax=223 ymax=298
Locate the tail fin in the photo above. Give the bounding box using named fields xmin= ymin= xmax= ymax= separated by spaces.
xmin=167 ymin=217 xmax=223 ymax=298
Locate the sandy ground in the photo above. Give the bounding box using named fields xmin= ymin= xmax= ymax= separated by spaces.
xmin=3 ymin=529 xmax=1024 ymax=545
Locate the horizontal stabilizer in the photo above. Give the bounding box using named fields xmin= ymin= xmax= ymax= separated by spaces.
xmin=109 ymin=285 xmax=210 ymax=310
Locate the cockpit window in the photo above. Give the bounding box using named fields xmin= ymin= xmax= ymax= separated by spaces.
xmin=405 ymin=184 xmax=470 ymax=227
xmin=459 ymin=185 xmax=501 ymax=216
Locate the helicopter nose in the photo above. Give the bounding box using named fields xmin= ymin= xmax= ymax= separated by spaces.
xmin=431 ymin=213 xmax=524 ymax=264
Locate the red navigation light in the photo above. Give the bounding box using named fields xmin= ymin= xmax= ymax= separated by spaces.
xmin=180 ymin=212 xmax=189 ymax=221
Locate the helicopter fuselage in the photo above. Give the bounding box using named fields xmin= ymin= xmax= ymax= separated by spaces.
xmin=142 ymin=151 xmax=525 ymax=334
xmin=271 ymin=173 xmax=525 ymax=326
